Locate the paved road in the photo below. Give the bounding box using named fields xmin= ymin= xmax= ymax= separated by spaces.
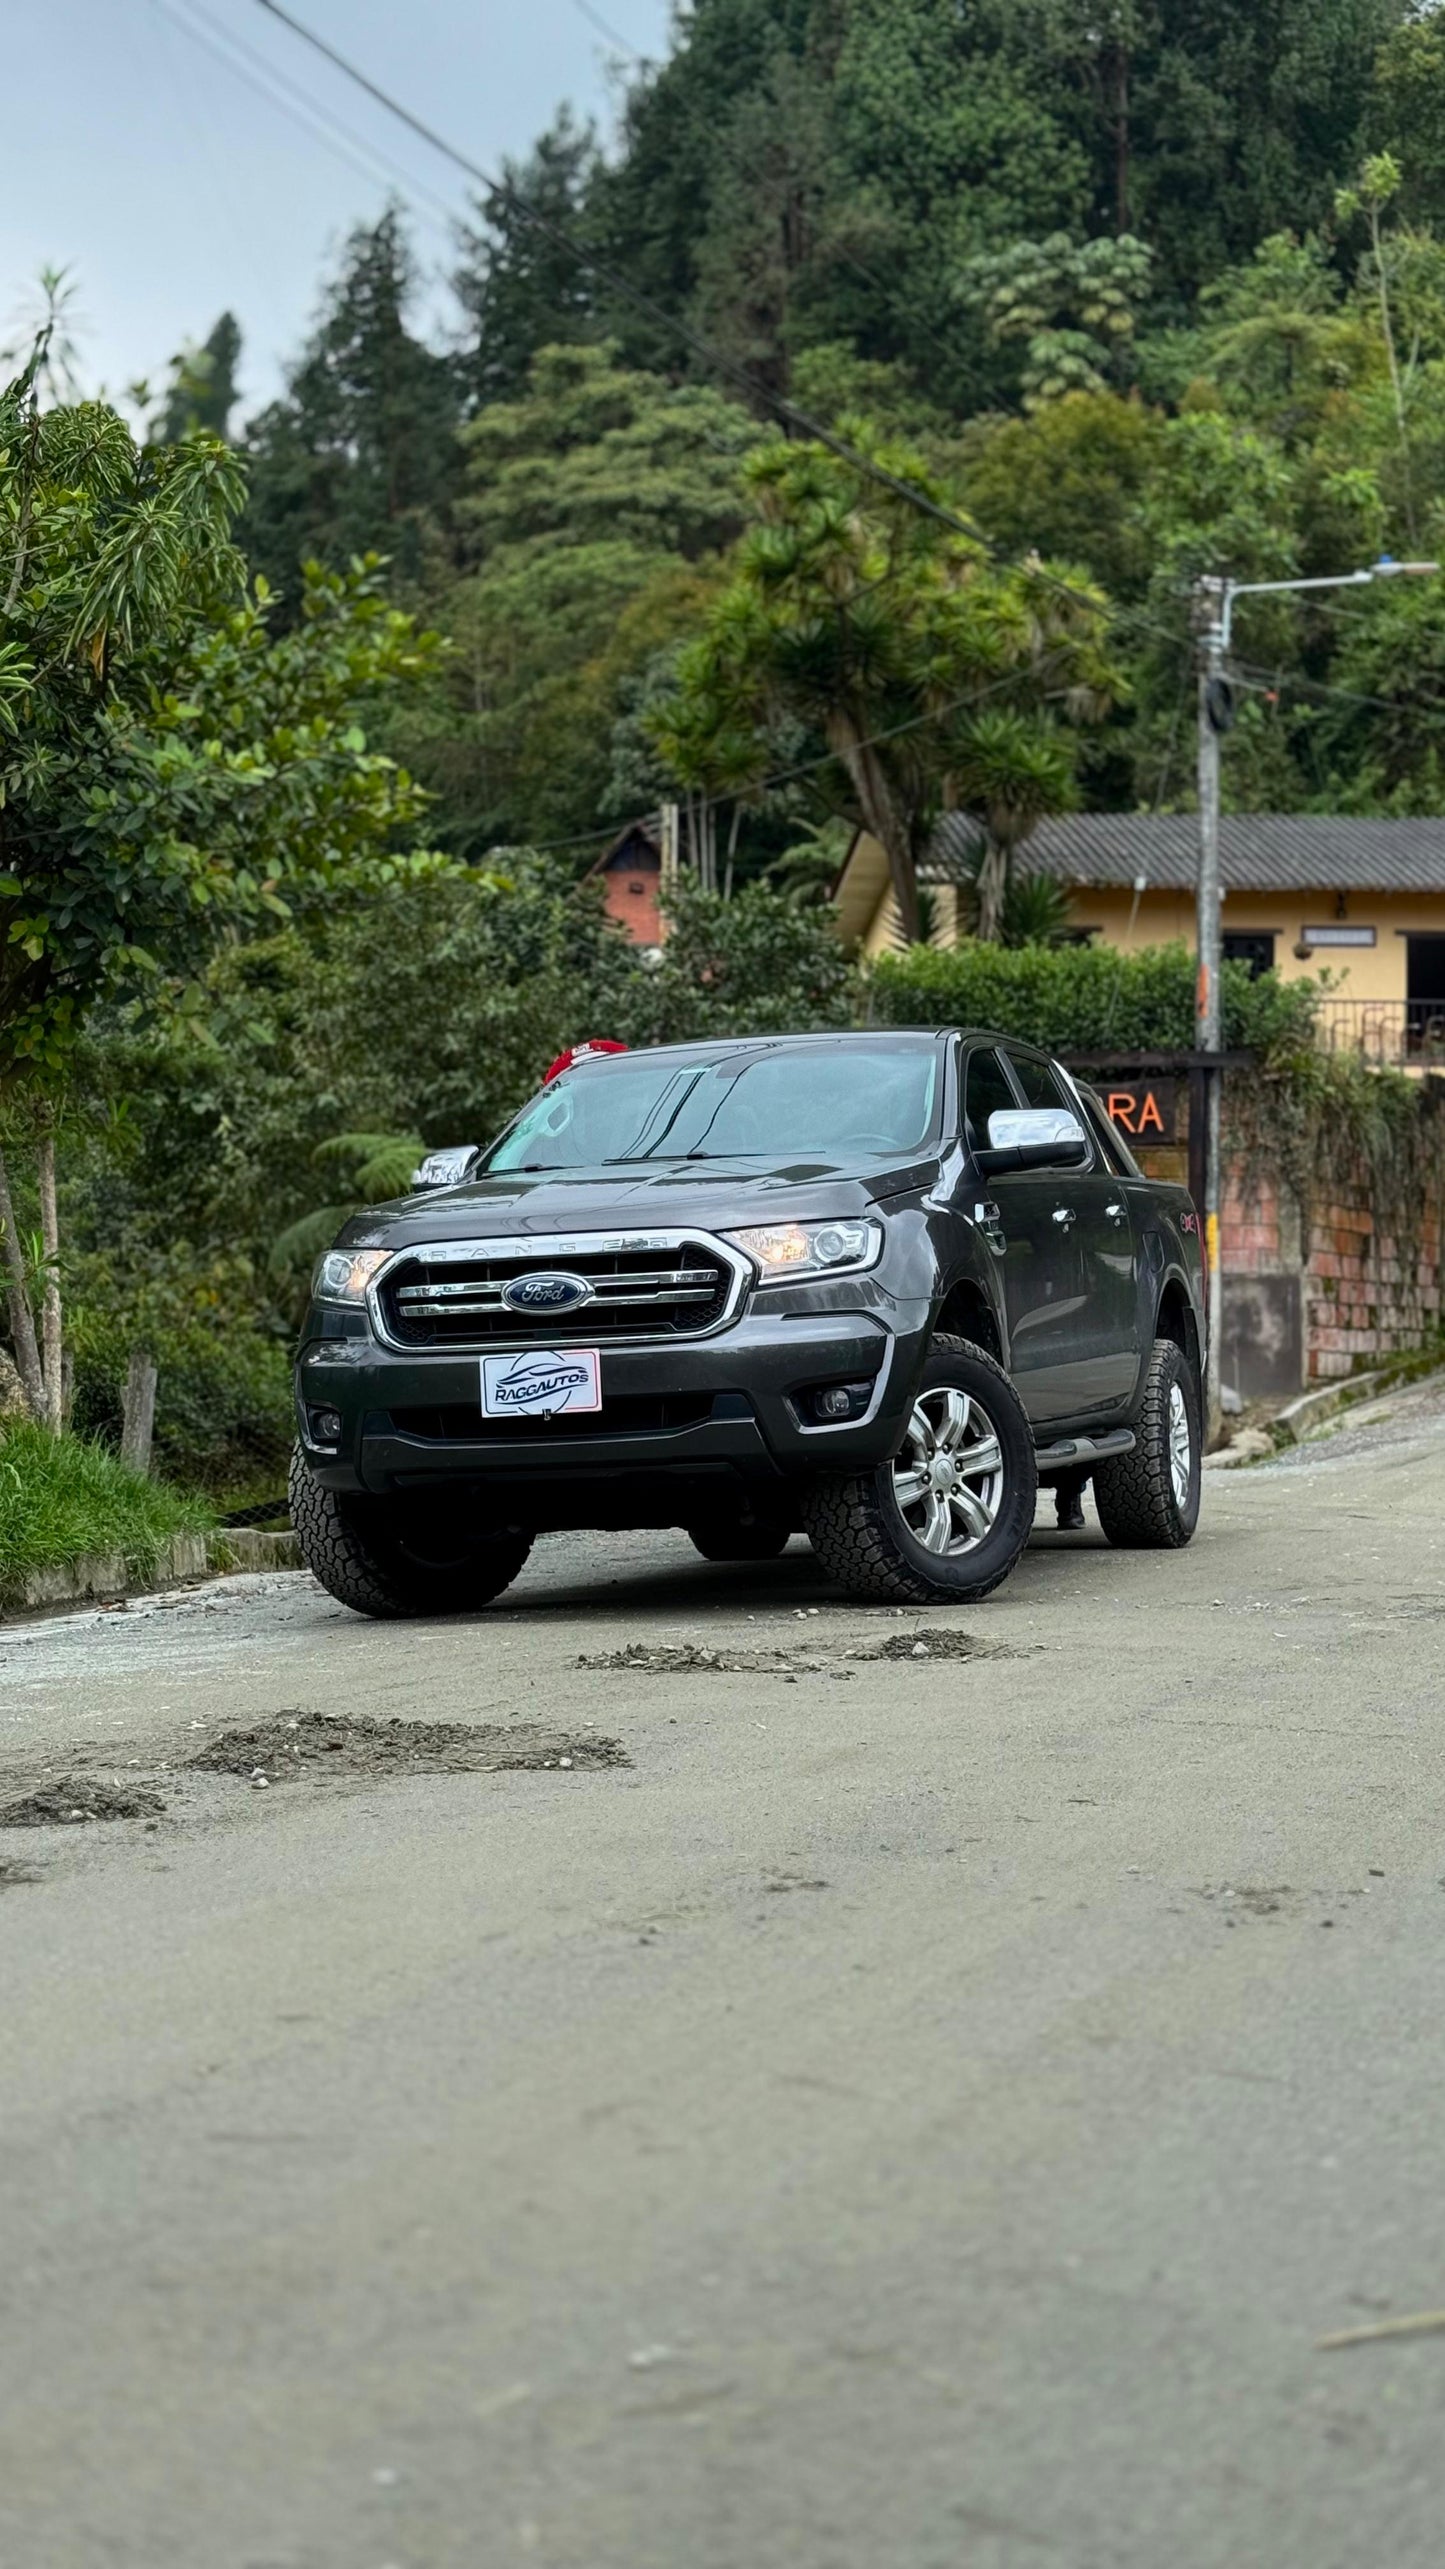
xmin=4 ymin=1399 xmax=1445 ymax=2569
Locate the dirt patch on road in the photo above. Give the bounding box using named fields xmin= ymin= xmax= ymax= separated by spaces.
xmin=188 ymin=1710 xmax=629 ymax=1779
xmin=581 ymin=1629 xmax=1020 ymax=1678
xmin=579 ymin=1640 xmax=850 ymax=1678
xmin=858 ymin=1630 xmax=1015 ymax=1663
xmin=0 ymin=1777 xmax=167 ymax=1827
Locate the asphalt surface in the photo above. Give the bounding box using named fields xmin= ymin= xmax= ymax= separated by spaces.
xmin=4 ymin=1396 xmax=1445 ymax=2569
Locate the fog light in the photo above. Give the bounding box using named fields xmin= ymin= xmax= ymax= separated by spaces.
xmin=310 ymin=1407 xmax=344 ymax=1446
xmin=809 ymin=1380 xmax=872 ymax=1423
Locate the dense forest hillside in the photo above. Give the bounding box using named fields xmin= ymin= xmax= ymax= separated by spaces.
xmin=163 ymin=0 xmax=1445 ymax=874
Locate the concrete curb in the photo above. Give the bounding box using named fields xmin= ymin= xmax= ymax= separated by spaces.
xmin=1275 ymin=1370 xmax=1388 ymax=1446
xmin=4 ymin=1530 xmax=212 ymax=1619
xmin=210 ymin=1528 xmax=303 ymax=1573
xmin=2 ymin=1526 xmax=303 ymax=1621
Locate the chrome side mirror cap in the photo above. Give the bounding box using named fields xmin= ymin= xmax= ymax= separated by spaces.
xmin=412 ymin=1145 xmax=481 ymax=1190
xmin=986 ymin=1109 xmax=1086 ymax=1152
xmin=975 ymin=1108 xmax=1090 ymax=1177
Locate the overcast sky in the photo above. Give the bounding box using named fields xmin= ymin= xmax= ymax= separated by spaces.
xmin=6 ymin=0 xmax=674 ymax=420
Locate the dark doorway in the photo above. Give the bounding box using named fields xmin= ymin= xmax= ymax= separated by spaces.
xmin=1406 ymin=936 xmax=1445 ymax=1054
xmin=1223 ymin=932 xmax=1276 ymax=979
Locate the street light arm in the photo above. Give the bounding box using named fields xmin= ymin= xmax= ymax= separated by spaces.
xmin=1217 ymin=560 xmax=1439 ymax=651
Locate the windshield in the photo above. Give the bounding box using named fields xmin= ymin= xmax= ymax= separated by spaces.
xmin=483 ymin=1045 xmax=940 ymax=1173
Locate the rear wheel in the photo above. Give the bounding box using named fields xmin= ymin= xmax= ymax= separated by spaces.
xmin=1092 ymin=1337 xmax=1201 ymax=1549
xmin=289 ymin=1446 xmax=532 ymax=1619
xmin=686 ymin=1517 xmax=791 ymax=1563
xmin=800 ymin=1334 xmax=1037 ymax=1605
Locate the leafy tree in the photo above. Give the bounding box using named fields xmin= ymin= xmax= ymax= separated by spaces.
xmin=454 ymin=109 xmax=601 ymax=406
xmin=649 ymin=429 xmax=1120 ymax=943
xmin=398 ymin=342 xmax=761 ymax=854
xmin=1368 ymin=10 xmax=1445 ymax=228
xmin=156 ymin=312 xmax=242 ymax=443
xmin=0 ymin=342 xmax=449 ymax=1424
xmin=240 ymin=208 xmax=460 ymax=605
xmin=959 ymin=232 xmax=1154 ymax=406
xmin=957 ymin=391 xmax=1163 ymax=599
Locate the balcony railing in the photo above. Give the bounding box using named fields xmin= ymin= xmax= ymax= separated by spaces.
xmin=1315 ymin=998 xmax=1445 ymax=1066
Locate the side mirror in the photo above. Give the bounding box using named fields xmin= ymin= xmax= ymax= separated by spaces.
xmin=975 ymin=1108 xmax=1089 ymax=1177
xmin=412 ymin=1145 xmax=480 ymax=1191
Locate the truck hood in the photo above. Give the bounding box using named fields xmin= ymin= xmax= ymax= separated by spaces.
xmin=342 ymin=1153 xmax=941 ymax=1249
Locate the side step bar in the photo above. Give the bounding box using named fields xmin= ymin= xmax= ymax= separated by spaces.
xmin=1033 ymin=1428 xmax=1136 ymax=1469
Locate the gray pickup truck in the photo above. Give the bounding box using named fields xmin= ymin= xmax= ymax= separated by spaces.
xmin=290 ymin=1029 xmax=1206 ymax=1615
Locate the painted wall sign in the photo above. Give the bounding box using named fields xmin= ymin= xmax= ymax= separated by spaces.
xmin=1103 ymin=1078 xmax=1177 ymax=1144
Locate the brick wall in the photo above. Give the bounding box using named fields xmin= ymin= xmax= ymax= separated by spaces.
xmin=1221 ymin=1164 xmax=1442 ymax=1383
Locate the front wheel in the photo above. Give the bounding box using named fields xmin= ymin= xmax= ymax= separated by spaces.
xmin=289 ymin=1447 xmax=533 ymax=1619
xmin=1092 ymin=1338 xmax=1201 ymax=1549
xmin=800 ymin=1334 xmax=1037 ymax=1605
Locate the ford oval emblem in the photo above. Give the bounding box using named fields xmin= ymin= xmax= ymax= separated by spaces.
xmin=500 ymin=1270 xmax=594 ymax=1314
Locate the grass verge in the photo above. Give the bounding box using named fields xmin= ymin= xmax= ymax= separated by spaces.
xmin=0 ymin=1423 xmax=213 ymax=1604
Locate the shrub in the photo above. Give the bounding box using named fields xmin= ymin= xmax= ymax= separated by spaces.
xmin=0 ymin=1423 xmax=211 ymax=1600
xmin=865 ymin=939 xmax=1320 ymax=1060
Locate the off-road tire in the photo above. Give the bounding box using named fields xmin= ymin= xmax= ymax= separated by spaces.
xmin=686 ymin=1518 xmax=792 ymax=1563
xmin=289 ymin=1446 xmax=532 ymax=1619
xmin=1092 ymin=1337 xmax=1201 ymax=1550
xmin=799 ymin=1334 xmax=1037 ymax=1605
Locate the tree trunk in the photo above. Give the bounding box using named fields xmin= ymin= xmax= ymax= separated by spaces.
xmin=0 ymin=1141 xmax=45 ymax=1421
xmin=828 ymin=718 xmax=920 ymax=944
xmin=120 ymin=1350 xmax=158 ymax=1477
xmin=1113 ymin=40 xmax=1130 ymax=237
xmin=974 ymin=838 xmax=1010 ymax=943
xmin=1371 ymin=201 xmax=1417 ymax=544
xmin=723 ymin=804 xmax=741 ymax=902
xmin=36 ymin=1122 xmax=63 ymax=1435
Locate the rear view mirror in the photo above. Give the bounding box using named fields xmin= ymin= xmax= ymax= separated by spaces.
xmin=975 ymin=1108 xmax=1089 ymax=1177
xmin=412 ymin=1145 xmax=480 ymax=1190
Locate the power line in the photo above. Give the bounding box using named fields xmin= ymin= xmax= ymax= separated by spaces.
xmin=496 ymin=633 xmax=1194 ymax=860
xmin=1232 ymin=656 xmax=1445 ymax=727
xmin=155 ymin=0 xmax=464 ymax=249
xmin=566 ymin=0 xmax=647 ymax=60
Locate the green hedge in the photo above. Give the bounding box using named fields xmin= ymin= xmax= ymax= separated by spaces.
xmin=865 ymin=939 xmax=1320 ymax=1058
xmin=0 ymin=1423 xmax=211 ymax=1599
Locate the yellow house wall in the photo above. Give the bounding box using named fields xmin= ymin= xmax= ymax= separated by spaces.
xmin=857 ymin=866 xmax=1445 ymax=998
xmin=1064 ymin=886 xmax=1445 ymax=1001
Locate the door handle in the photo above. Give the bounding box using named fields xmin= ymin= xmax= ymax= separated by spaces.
xmin=1105 ymin=1201 xmax=1127 ymax=1222
xmin=1052 ymin=1206 xmax=1077 ymax=1228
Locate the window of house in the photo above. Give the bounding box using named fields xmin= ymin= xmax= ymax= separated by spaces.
xmin=1223 ymin=932 xmax=1277 ymax=978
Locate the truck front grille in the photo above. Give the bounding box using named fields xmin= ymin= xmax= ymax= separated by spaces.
xmin=375 ymin=1233 xmax=742 ymax=1351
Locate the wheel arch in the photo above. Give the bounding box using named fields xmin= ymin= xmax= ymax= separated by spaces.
xmin=1155 ymin=1271 xmax=1202 ymax=1384
xmin=935 ymin=1274 xmax=1004 ymax=1365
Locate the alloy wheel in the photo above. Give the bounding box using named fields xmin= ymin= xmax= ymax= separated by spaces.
xmin=1168 ymin=1380 xmax=1192 ymax=1510
xmin=891 ymin=1385 xmax=1006 ymax=1557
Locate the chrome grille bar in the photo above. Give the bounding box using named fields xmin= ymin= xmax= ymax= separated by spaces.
xmin=394 ymin=1267 xmax=712 ymax=1303
xmin=368 ymin=1227 xmax=752 ymax=1354
xmin=398 ymin=1284 xmax=719 ymax=1316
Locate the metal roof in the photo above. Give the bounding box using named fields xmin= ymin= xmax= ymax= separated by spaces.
xmin=924 ymin=810 xmax=1445 ymax=895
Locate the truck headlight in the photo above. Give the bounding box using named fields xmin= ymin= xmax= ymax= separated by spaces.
xmin=312 ymin=1248 xmax=390 ymax=1305
xmin=724 ymin=1218 xmax=882 ymax=1280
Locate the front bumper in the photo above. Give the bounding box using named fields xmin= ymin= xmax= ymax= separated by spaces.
xmin=295 ymin=1303 xmax=932 ymax=1523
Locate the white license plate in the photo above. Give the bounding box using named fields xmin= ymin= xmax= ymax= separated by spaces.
xmin=480 ymin=1346 xmax=602 ymax=1420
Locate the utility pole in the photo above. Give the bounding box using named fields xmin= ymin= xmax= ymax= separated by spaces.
xmin=1192 ymin=554 xmax=1437 ymax=1445
xmin=1193 ymin=576 xmax=1227 ymax=1448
